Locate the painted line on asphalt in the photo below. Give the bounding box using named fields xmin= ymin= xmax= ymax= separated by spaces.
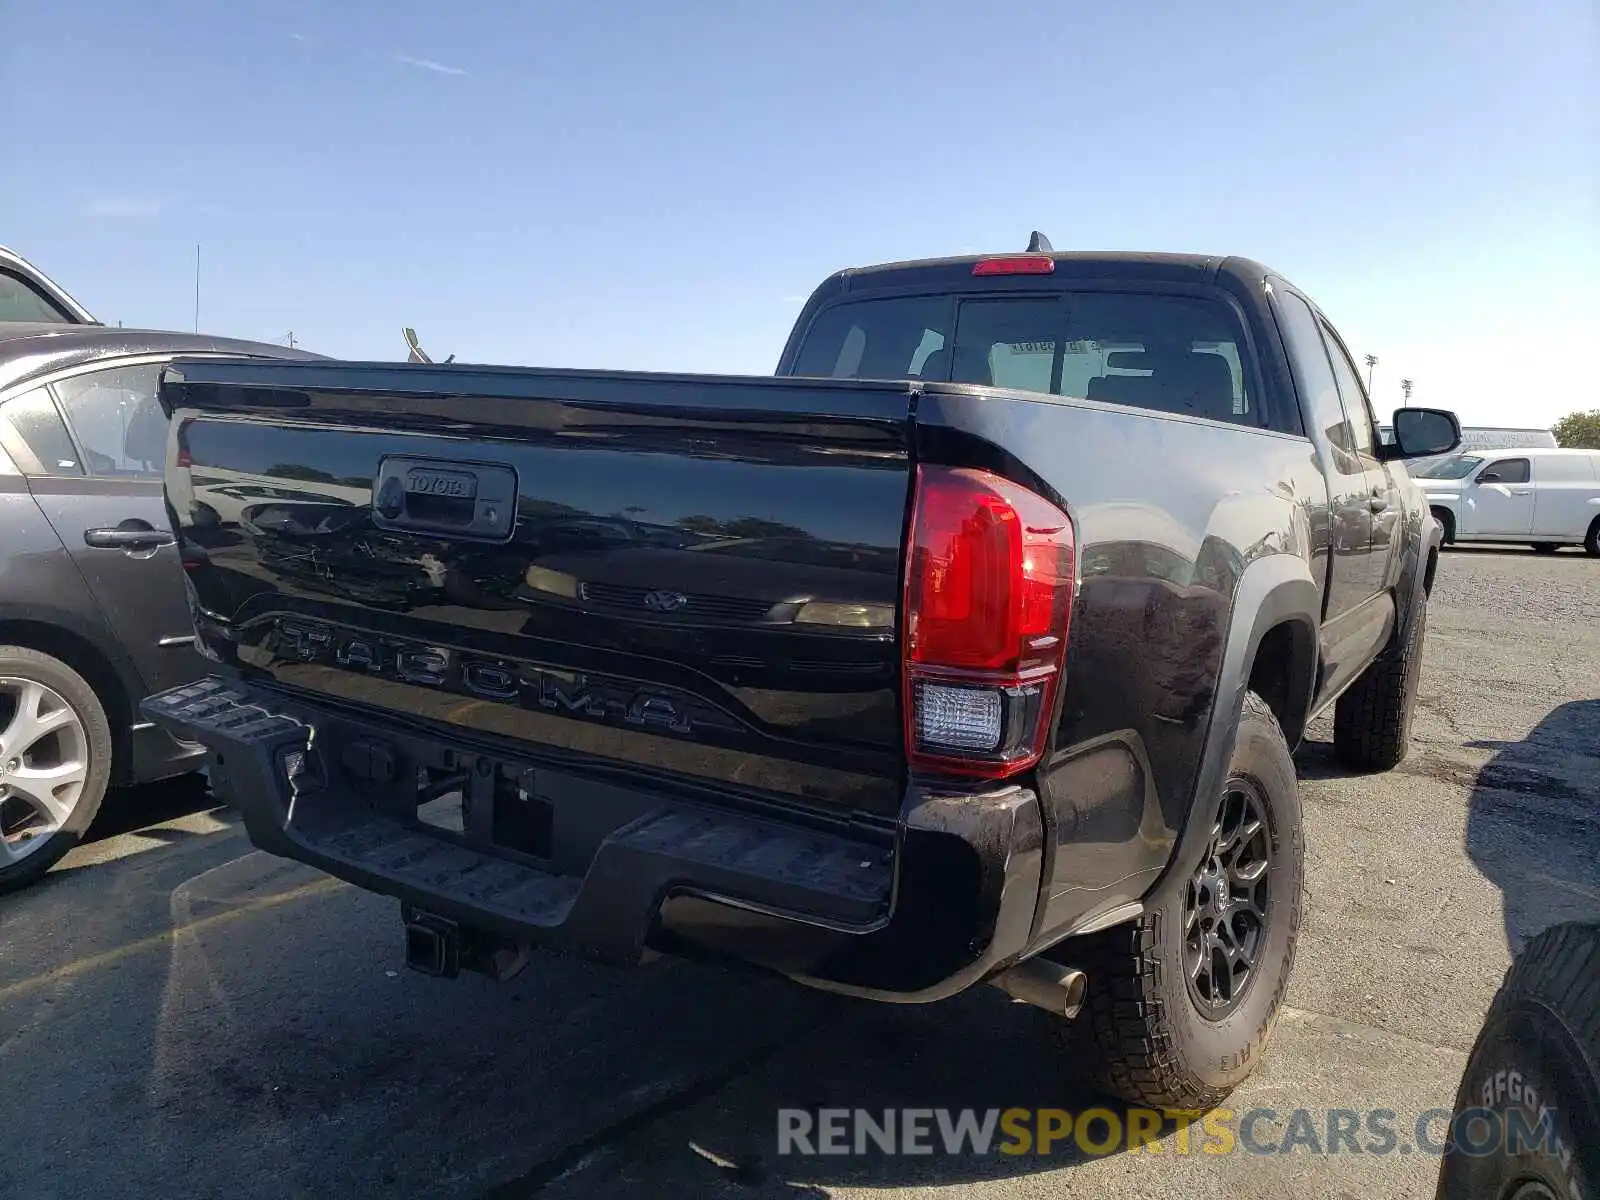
xmin=0 ymin=875 xmax=346 ymax=1003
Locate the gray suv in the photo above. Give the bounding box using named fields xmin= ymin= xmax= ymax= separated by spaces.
xmin=0 ymin=322 xmax=312 ymax=889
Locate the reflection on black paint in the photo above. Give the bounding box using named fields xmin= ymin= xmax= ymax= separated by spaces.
xmin=171 ymin=382 xmax=912 ymax=816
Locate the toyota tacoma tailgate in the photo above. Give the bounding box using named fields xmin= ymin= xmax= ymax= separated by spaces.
xmin=160 ymin=360 xmax=915 ymax=821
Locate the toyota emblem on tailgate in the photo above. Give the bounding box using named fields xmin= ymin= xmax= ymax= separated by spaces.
xmin=643 ymin=590 xmax=689 ymax=613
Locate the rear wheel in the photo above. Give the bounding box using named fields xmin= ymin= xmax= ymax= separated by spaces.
xmin=1436 ymin=921 xmax=1599 ymax=1200
xmin=0 ymin=647 xmax=113 ymax=893
xmin=1066 ymin=692 xmax=1304 ymax=1108
xmin=1586 ymin=518 xmax=1600 ymax=557
xmin=1333 ymin=600 xmax=1427 ymax=771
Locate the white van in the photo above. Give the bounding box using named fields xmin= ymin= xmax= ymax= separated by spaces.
xmin=1415 ymin=447 xmax=1600 ymax=554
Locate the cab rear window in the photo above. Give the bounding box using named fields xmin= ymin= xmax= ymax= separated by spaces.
xmin=789 ymin=292 xmax=1262 ymax=428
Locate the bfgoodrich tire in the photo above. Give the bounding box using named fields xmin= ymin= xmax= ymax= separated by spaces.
xmin=1066 ymin=692 xmax=1304 ymax=1108
xmin=1436 ymin=921 xmax=1600 ymax=1200
xmin=0 ymin=647 xmax=113 ymax=893
xmin=1333 ymin=600 xmax=1427 ymax=771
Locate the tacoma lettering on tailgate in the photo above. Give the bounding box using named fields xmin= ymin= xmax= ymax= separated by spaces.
xmin=274 ymin=619 xmax=711 ymax=737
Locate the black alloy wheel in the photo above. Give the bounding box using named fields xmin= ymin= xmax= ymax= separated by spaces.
xmin=1183 ymin=778 xmax=1272 ymax=1018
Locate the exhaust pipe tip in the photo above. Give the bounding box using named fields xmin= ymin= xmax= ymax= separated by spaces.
xmin=991 ymin=959 xmax=1087 ymax=1019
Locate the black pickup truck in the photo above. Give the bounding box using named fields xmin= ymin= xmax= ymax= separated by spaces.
xmin=142 ymin=244 xmax=1460 ymax=1107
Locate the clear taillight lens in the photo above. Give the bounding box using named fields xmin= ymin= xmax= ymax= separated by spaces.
xmin=903 ymin=465 xmax=1075 ymax=779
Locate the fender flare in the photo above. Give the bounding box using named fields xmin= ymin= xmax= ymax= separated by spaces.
xmin=1397 ymin=515 xmax=1444 ymax=639
xmin=0 ymin=599 xmax=147 ymax=721
xmin=1143 ymin=552 xmax=1320 ymax=907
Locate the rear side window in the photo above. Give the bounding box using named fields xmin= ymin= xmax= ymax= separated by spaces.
xmin=53 ymin=364 xmax=166 ymax=478
xmin=0 ymin=388 xmax=83 ymax=474
xmin=790 ymin=291 xmax=1261 ymax=427
xmin=1533 ymin=455 xmax=1598 ymax=482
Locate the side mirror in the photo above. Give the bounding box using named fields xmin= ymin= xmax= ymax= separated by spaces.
xmin=1477 ymin=472 xmax=1503 ymax=484
xmin=1385 ymin=407 xmax=1461 ymax=461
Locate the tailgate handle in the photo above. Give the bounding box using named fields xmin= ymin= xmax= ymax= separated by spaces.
xmin=371 ymin=456 xmax=517 ymax=540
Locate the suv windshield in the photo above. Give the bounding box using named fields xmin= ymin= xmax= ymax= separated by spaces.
xmin=1415 ymin=454 xmax=1484 ymax=479
xmin=788 ymin=291 xmax=1259 ymax=426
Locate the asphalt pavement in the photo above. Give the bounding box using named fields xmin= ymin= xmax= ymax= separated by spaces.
xmin=3 ymin=544 xmax=1597 ymax=1200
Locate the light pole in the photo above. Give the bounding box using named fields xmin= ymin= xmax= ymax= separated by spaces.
xmin=1401 ymin=378 xmax=1413 ymax=403
xmin=1364 ymin=354 xmax=1377 ymax=394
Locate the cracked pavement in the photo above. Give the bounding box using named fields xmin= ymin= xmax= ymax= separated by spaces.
xmin=2 ymin=544 xmax=1596 ymax=1200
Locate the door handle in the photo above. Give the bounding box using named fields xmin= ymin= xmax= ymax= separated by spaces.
xmin=84 ymin=527 xmax=175 ymax=550
xmin=1511 ymin=489 xmax=1533 ymax=496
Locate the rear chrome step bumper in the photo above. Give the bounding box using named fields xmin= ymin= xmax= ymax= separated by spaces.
xmin=142 ymin=676 xmax=1047 ymax=1002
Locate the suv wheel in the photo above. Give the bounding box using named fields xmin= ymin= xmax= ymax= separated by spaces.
xmin=1436 ymin=921 xmax=1599 ymax=1200
xmin=0 ymin=647 xmax=113 ymax=893
xmin=1333 ymin=601 xmax=1427 ymax=771
xmin=1586 ymin=518 xmax=1600 ymax=557
xmin=1066 ymin=692 xmax=1304 ymax=1108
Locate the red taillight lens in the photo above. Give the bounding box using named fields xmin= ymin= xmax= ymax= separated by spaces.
xmin=903 ymin=466 xmax=1075 ymax=779
xmin=971 ymin=255 xmax=1055 ymax=276
xmin=176 ymin=447 xmax=192 ymax=469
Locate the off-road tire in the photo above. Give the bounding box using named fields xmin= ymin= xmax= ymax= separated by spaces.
xmin=1333 ymin=600 xmax=1427 ymax=772
xmin=1064 ymin=692 xmax=1304 ymax=1108
xmin=0 ymin=646 xmax=113 ymax=893
xmin=1435 ymin=921 xmax=1599 ymax=1200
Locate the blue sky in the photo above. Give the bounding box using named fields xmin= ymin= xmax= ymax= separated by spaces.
xmin=3 ymin=0 xmax=1594 ymax=426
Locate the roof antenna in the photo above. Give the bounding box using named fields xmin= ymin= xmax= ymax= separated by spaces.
xmin=1026 ymin=230 xmax=1054 ymax=253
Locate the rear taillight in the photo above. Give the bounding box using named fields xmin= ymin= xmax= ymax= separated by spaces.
xmin=903 ymin=465 xmax=1075 ymax=779
xmin=176 ymin=447 xmax=192 ymax=469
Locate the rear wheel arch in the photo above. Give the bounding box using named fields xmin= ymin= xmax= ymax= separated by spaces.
xmin=1146 ymin=555 xmax=1319 ymax=906
xmin=0 ymin=615 xmax=138 ymax=779
xmin=1246 ymin=617 xmax=1318 ymax=750
xmin=0 ymin=645 xmax=116 ymax=891
xmin=1067 ymin=690 xmax=1305 ymax=1107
